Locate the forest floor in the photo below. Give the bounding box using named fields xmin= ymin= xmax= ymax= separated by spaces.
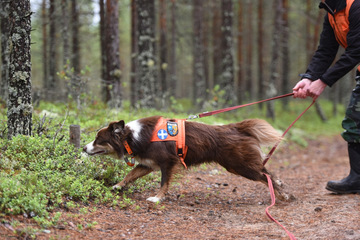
xmin=1 ymin=135 xmax=360 ymax=240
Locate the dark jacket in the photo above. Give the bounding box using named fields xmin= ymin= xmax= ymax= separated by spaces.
xmin=304 ymin=0 xmax=360 ymax=86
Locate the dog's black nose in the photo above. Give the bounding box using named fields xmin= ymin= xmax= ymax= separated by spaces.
xmin=83 ymin=146 xmax=87 ymax=152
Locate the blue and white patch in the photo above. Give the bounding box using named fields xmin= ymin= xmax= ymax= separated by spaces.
xmin=167 ymin=122 xmax=178 ymax=136
xmin=157 ymin=129 xmax=168 ymax=140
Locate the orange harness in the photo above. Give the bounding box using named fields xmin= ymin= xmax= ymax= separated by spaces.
xmin=123 ymin=117 xmax=188 ymax=168
xmin=150 ymin=117 xmax=188 ymax=168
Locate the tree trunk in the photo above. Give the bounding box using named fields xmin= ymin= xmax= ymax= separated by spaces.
xmin=245 ymin=0 xmax=253 ymax=99
xmin=137 ymin=0 xmax=157 ymax=108
xmin=169 ymin=0 xmax=177 ymax=97
xmin=257 ymin=0 xmax=264 ymax=107
xmin=48 ymin=0 xmax=57 ymax=100
xmin=237 ymin=1 xmax=243 ymax=103
xmin=105 ymin=0 xmax=122 ymax=109
xmin=0 ymin=1 xmax=10 ymax=103
xmin=100 ymin=0 xmax=107 ymax=102
xmin=281 ymin=0 xmax=290 ymax=107
xmin=130 ymin=0 xmax=138 ymax=107
xmin=159 ymin=0 xmax=167 ymax=95
xmin=7 ymin=0 xmax=33 ymax=139
xmin=41 ymin=0 xmax=48 ymax=100
xmin=266 ymin=0 xmax=282 ymax=120
xmin=212 ymin=0 xmax=222 ymax=86
xmin=61 ymin=0 xmax=70 ymax=67
xmin=71 ymin=0 xmax=81 ymax=104
xmin=220 ymin=0 xmax=235 ymax=105
xmin=193 ymin=0 xmax=206 ymax=109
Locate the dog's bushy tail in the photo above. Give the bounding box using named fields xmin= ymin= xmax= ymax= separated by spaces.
xmin=236 ymin=119 xmax=282 ymax=146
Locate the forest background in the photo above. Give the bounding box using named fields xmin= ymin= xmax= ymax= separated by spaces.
xmin=1 ymin=0 xmax=357 ymax=117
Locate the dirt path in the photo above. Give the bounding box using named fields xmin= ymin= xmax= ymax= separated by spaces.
xmin=1 ymin=135 xmax=360 ymax=240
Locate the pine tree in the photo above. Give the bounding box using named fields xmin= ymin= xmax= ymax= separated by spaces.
xmin=7 ymin=0 xmax=33 ymax=139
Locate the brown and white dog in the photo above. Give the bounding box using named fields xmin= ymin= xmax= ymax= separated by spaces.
xmin=83 ymin=116 xmax=293 ymax=203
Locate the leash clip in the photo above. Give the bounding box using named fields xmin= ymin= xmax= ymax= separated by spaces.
xmin=187 ymin=114 xmax=199 ymax=120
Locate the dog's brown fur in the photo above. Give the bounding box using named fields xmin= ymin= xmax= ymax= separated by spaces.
xmin=83 ymin=116 xmax=293 ymax=202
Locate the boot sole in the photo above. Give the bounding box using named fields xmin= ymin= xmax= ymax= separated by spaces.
xmin=326 ymin=185 xmax=360 ymax=194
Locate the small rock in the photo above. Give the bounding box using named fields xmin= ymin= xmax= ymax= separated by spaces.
xmin=314 ymin=207 xmax=322 ymax=212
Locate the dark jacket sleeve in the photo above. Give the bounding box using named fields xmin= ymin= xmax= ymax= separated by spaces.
xmin=304 ymin=14 xmax=339 ymax=83
xmin=320 ymin=0 xmax=360 ymax=86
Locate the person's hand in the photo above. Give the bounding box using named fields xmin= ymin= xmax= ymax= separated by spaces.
xmin=293 ymin=78 xmax=312 ymax=99
xmin=293 ymin=78 xmax=327 ymax=100
xmin=306 ymin=79 xmax=327 ymax=100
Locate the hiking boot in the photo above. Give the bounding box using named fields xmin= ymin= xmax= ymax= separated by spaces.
xmin=326 ymin=143 xmax=360 ymax=194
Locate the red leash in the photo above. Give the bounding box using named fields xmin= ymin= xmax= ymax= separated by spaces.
xmin=188 ymin=93 xmax=294 ymax=119
xmin=261 ymin=99 xmax=315 ymax=240
xmin=188 ymin=94 xmax=316 ymax=240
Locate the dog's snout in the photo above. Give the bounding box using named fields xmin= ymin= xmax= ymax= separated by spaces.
xmin=83 ymin=146 xmax=87 ymax=152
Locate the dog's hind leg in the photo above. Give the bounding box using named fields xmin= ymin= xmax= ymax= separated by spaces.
xmin=112 ymin=164 xmax=153 ymax=190
xmin=260 ymin=168 xmax=295 ymax=202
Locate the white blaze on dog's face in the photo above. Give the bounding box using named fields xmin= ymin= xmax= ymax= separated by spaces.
xmin=83 ymin=127 xmax=116 ymax=156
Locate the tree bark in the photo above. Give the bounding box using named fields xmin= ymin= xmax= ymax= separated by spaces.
xmin=48 ymin=0 xmax=57 ymax=100
xmin=130 ymin=0 xmax=138 ymax=107
xmin=193 ymin=0 xmax=206 ymax=109
xmin=71 ymin=0 xmax=81 ymax=104
xmin=245 ymin=0 xmax=253 ymax=99
xmin=105 ymin=0 xmax=122 ymax=109
xmin=257 ymin=0 xmax=264 ymax=105
xmin=220 ymin=0 xmax=235 ymax=105
xmin=169 ymin=0 xmax=177 ymax=97
xmin=266 ymin=0 xmax=282 ymax=120
xmin=7 ymin=0 xmax=33 ymax=139
xmin=159 ymin=0 xmax=167 ymax=95
xmin=137 ymin=0 xmax=157 ymax=108
xmin=237 ymin=1 xmax=243 ymax=103
xmin=281 ymin=0 xmax=290 ymax=107
xmin=0 ymin=0 xmax=10 ymax=103
xmin=41 ymin=0 xmax=48 ymax=99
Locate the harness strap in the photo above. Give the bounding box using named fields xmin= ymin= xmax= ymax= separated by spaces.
xmin=177 ymin=119 xmax=188 ymax=168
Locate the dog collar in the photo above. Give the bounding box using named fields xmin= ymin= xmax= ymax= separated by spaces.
xmin=123 ymin=140 xmax=135 ymax=167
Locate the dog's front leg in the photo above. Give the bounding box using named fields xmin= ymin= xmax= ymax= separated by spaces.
xmin=112 ymin=164 xmax=153 ymax=190
xmin=147 ymin=165 xmax=173 ymax=203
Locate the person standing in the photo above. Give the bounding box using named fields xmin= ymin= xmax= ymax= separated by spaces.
xmin=293 ymin=0 xmax=360 ymax=193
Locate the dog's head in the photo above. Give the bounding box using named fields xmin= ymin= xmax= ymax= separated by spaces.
xmin=83 ymin=120 xmax=126 ymax=158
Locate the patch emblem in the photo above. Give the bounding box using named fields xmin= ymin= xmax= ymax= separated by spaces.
xmin=167 ymin=121 xmax=178 ymax=136
xmin=157 ymin=129 xmax=168 ymax=140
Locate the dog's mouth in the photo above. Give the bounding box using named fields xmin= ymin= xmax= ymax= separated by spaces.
xmin=88 ymin=150 xmax=107 ymax=156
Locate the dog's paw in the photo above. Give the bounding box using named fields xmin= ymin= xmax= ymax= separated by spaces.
xmin=146 ymin=196 xmax=162 ymax=203
xmin=277 ymin=192 xmax=296 ymax=202
xmin=112 ymin=184 xmax=124 ymax=192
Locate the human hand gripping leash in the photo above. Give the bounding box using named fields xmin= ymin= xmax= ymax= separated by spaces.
xmin=188 ymin=93 xmax=316 ymax=240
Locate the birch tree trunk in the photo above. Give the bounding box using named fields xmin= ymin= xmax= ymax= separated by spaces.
xmin=7 ymin=0 xmax=33 ymax=139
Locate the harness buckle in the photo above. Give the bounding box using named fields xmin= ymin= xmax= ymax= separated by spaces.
xmin=124 ymin=156 xmax=135 ymax=167
xmin=187 ymin=115 xmax=199 ymax=120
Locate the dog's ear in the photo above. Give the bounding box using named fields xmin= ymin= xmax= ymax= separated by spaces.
xmin=112 ymin=120 xmax=125 ymax=134
xmin=108 ymin=120 xmax=125 ymax=133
